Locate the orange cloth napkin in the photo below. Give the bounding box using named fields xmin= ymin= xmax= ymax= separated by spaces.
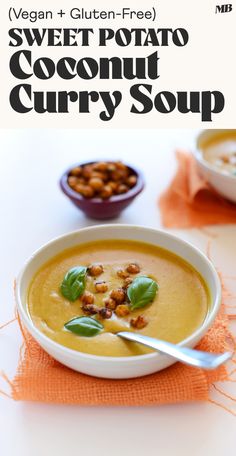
xmin=9 ymin=303 xmax=230 ymax=405
xmin=159 ymin=151 xmax=236 ymax=228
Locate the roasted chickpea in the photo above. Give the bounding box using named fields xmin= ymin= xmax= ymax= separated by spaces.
xmin=107 ymin=181 xmax=118 ymax=192
xmin=130 ymin=315 xmax=148 ymax=329
xmin=74 ymin=183 xmax=86 ymax=195
xmin=126 ymin=175 xmax=137 ymax=188
xmin=116 ymin=184 xmax=128 ymax=194
xmin=70 ymin=166 xmax=82 ymax=177
xmin=110 ymin=288 xmax=126 ymax=304
xmin=81 ymin=303 xmax=99 ymax=315
xmin=107 ymin=163 xmax=116 ymax=172
xmin=95 ymin=281 xmax=108 ymax=293
xmin=93 ymin=162 xmax=109 ymax=172
xmin=116 ymin=268 xmax=129 ymax=279
xmin=123 ymin=277 xmax=133 ymax=288
xmin=100 ymin=185 xmax=113 ymax=199
xmin=126 ymin=263 xmax=140 ymax=274
xmin=115 ymin=161 xmax=128 ymax=172
xmin=99 ymin=172 xmax=109 ymax=182
xmin=88 ymin=177 xmax=104 ymax=191
xmin=68 ymin=176 xmax=78 ymax=188
xmin=82 ymin=164 xmax=94 ymax=179
xmin=104 ymin=297 xmax=117 ymax=310
xmin=76 ymin=177 xmax=86 ymax=185
xmin=110 ymin=170 xmax=125 ymax=182
xmin=81 ymin=291 xmax=95 ymax=305
xmin=115 ymin=304 xmax=130 ymax=317
xmin=90 ymin=171 xmax=106 ymax=180
xmin=88 ymin=264 xmax=104 ymax=277
xmin=79 ymin=185 xmax=95 ymax=198
xmin=99 ymin=307 xmax=113 ymax=319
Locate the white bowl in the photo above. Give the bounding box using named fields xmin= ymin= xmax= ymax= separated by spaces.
xmin=193 ymin=129 xmax=236 ymax=203
xmin=15 ymin=225 xmax=221 ymax=379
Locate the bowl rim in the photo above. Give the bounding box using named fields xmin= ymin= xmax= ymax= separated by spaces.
xmin=15 ymin=224 xmax=222 ymax=364
xmin=192 ymin=130 xmax=236 ymax=182
xmin=60 ymin=161 xmax=145 ymax=204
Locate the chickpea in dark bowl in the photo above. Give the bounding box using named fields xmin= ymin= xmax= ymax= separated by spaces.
xmin=60 ymin=161 xmax=145 ymax=219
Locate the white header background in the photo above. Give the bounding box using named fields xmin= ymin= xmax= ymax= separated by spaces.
xmin=1 ymin=0 xmax=236 ymax=128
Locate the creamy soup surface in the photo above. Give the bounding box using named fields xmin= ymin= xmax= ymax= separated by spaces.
xmin=28 ymin=240 xmax=210 ymax=357
xmin=202 ymin=131 xmax=236 ymax=175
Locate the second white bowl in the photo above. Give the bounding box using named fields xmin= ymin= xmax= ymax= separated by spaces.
xmin=193 ymin=129 xmax=236 ymax=203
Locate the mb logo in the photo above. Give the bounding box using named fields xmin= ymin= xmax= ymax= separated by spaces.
xmin=215 ymin=4 xmax=233 ymax=13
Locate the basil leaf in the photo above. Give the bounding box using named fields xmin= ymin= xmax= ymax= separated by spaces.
xmin=127 ymin=276 xmax=158 ymax=310
xmin=60 ymin=266 xmax=87 ymax=301
xmin=64 ymin=316 xmax=103 ymax=337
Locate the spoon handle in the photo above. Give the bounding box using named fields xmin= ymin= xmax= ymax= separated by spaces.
xmin=118 ymin=332 xmax=232 ymax=370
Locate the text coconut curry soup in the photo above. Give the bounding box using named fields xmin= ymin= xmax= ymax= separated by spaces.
xmin=28 ymin=240 xmax=210 ymax=357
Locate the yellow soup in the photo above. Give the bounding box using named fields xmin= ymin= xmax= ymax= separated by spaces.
xmin=201 ymin=131 xmax=236 ymax=175
xmin=28 ymin=240 xmax=210 ymax=357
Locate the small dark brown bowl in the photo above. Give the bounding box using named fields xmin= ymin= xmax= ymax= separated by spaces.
xmin=60 ymin=161 xmax=145 ymax=220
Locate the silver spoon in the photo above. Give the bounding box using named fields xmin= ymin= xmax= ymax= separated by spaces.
xmin=117 ymin=331 xmax=232 ymax=370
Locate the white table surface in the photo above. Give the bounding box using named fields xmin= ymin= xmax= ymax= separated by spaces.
xmin=0 ymin=129 xmax=236 ymax=456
